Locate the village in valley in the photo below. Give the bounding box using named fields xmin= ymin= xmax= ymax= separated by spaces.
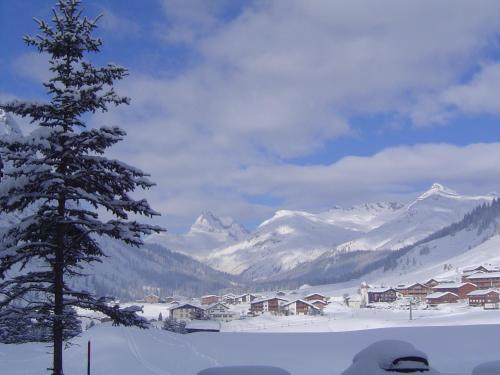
xmin=120 ymin=263 xmax=500 ymax=334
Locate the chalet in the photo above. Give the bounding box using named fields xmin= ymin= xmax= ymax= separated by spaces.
xmin=185 ymin=320 xmax=221 ymax=333
xmin=310 ymin=300 xmax=328 ymax=310
xmin=304 ymin=293 xmax=328 ymax=303
xmin=461 ymin=265 xmax=500 ymax=282
xmin=463 ymin=272 xmax=500 ymax=289
xmin=236 ymin=293 xmax=257 ymax=304
xmin=467 ymin=289 xmax=500 ymax=306
xmin=250 ymin=297 xmax=288 ymax=315
xmin=164 ymin=297 xmax=176 ymax=303
xmin=144 ymin=294 xmax=160 ymax=304
xmin=367 ymin=288 xmax=398 ymax=303
xmin=397 ymin=283 xmax=431 ymax=299
xmin=426 ymin=292 xmax=459 ymax=305
xmin=169 ymin=303 xmax=205 ymax=321
xmin=283 ymin=300 xmax=321 ymax=316
xmin=423 ymin=279 xmax=440 ymax=288
xmin=204 ymin=302 xmax=237 ymax=322
xmin=463 ymin=264 xmax=500 ymax=274
xmin=432 ymin=282 xmax=477 ymax=299
xmin=201 ymin=295 xmax=220 ymax=305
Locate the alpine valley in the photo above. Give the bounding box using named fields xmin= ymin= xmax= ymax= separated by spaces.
xmin=2 ymin=109 xmax=500 ymax=298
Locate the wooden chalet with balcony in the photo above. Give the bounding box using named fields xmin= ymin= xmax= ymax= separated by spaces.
xmin=426 ymin=292 xmax=459 ymax=305
xmin=463 ymin=272 xmax=500 ymax=289
xmin=283 ymin=299 xmax=321 ymax=316
xmin=467 ymin=289 xmax=500 ymax=307
xmin=169 ymin=303 xmax=205 ymax=321
xmin=432 ymin=282 xmax=477 ymax=299
xmin=250 ymin=297 xmax=288 ymax=315
xmin=397 ymin=283 xmax=431 ymax=299
xmin=304 ymin=293 xmax=328 ymax=303
xmin=201 ymin=295 xmax=220 ymax=305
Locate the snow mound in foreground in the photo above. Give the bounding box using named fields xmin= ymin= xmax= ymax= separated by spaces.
xmin=198 ymin=366 xmax=291 ymax=375
xmin=341 ymin=340 xmax=440 ymax=375
xmin=472 ymin=361 xmax=500 ymax=375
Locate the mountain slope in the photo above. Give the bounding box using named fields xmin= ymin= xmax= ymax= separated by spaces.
xmin=68 ymin=240 xmax=237 ymax=299
xmin=336 ymin=183 xmax=495 ymax=252
xmin=275 ymin=198 xmax=500 ymax=288
xmin=204 ymin=202 xmax=402 ymax=280
xmin=146 ymin=211 xmax=249 ymax=259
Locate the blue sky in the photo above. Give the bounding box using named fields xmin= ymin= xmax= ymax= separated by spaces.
xmin=2 ymin=0 xmax=500 ymax=232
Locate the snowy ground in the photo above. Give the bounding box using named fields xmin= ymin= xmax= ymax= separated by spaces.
xmin=2 ymin=323 xmax=500 ymax=375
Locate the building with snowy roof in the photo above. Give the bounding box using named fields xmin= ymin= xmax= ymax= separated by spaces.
xmin=169 ymin=303 xmax=205 ymax=321
xmin=250 ymin=297 xmax=288 ymax=315
xmin=282 ymin=299 xmax=321 ymax=316
xmin=432 ymin=282 xmax=477 ymax=299
xmin=201 ymin=295 xmax=220 ymax=305
xmin=303 ymin=293 xmax=328 ymax=303
xmin=426 ymin=292 xmax=459 ymax=305
xmin=463 ymin=272 xmax=500 ymax=289
xmin=467 ymin=289 xmax=500 ymax=306
xmin=204 ymin=302 xmax=237 ymax=322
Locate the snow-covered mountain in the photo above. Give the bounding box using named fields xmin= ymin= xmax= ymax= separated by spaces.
xmin=266 ymin=197 xmax=500 ymax=288
xmin=146 ymin=211 xmax=249 ymax=259
xmin=205 ymin=183 xmax=495 ymax=284
xmin=335 ymin=183 xmax=495 ymax=252
xmin=204 ymin=202 xmax=403 ymax=280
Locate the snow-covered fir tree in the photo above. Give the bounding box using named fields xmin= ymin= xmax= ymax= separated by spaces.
xmin=0 ymin=1 xmax=163 ymax=374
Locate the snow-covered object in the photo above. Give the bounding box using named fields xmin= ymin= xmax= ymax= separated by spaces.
xmin=336 ymin=183 xmax=495 ymax=252
xmin=0 ymin=109 xmax=21 ymax=136
xmin=197 ymin=366 xmax=291 ymax=375
xmin=472 ymin=361 xmax=500 ymax=375
xmin=341 ymin=340 xmax=439 ymax=375
xmin=147 ymin=211 xmax=249 ymax=259
xmin=185 ymin=320 xmax=221 ymax=331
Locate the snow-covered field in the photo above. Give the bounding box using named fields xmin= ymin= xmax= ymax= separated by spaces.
xmin=2 ymin=323 xmax=500 ymax=375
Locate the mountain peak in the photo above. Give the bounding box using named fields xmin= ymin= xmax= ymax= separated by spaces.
xmin=190 ymin=211 xmax=249 ymax=238
xmin=191 ymin=211 xmax=223 ymax=232
xmin=417 ymin=183 xmax=459 ymax=200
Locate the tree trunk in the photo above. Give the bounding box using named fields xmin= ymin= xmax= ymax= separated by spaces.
xmin=53 ymin=196 xmax=65 ymax=375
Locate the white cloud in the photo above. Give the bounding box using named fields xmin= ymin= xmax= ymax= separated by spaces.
xmin=11 ymin=1 xmax=500 ymax=230
xmin=98 ymin=7 xmax=141 ymax=37
xmin=442 ymin=62 xmax=500 ymax=115
xmin=159 ymin=0 xmax=230 ymax=43
xmin=95 ymin=1 xmax=500 ymax=229
xmin=12 ymin=52 xmax=51 ymax=83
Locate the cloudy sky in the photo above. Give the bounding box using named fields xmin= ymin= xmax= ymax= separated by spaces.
xmin=2 ymin=0 xmax=500 ymax=232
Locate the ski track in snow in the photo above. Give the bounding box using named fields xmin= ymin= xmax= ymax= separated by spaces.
xmin=168 ymin=332 xmax=220 ymax=367
xmin=125 ymin=329 xmax=172 ymax=375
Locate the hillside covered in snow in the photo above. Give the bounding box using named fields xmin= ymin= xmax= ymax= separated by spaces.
xmin=204 ymin=202 xmax=404 ymax=280
xmin=201 ymin=184 xmax=496 ymax=285
xmin=276 ymin=198 xmax=500 ymax=289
